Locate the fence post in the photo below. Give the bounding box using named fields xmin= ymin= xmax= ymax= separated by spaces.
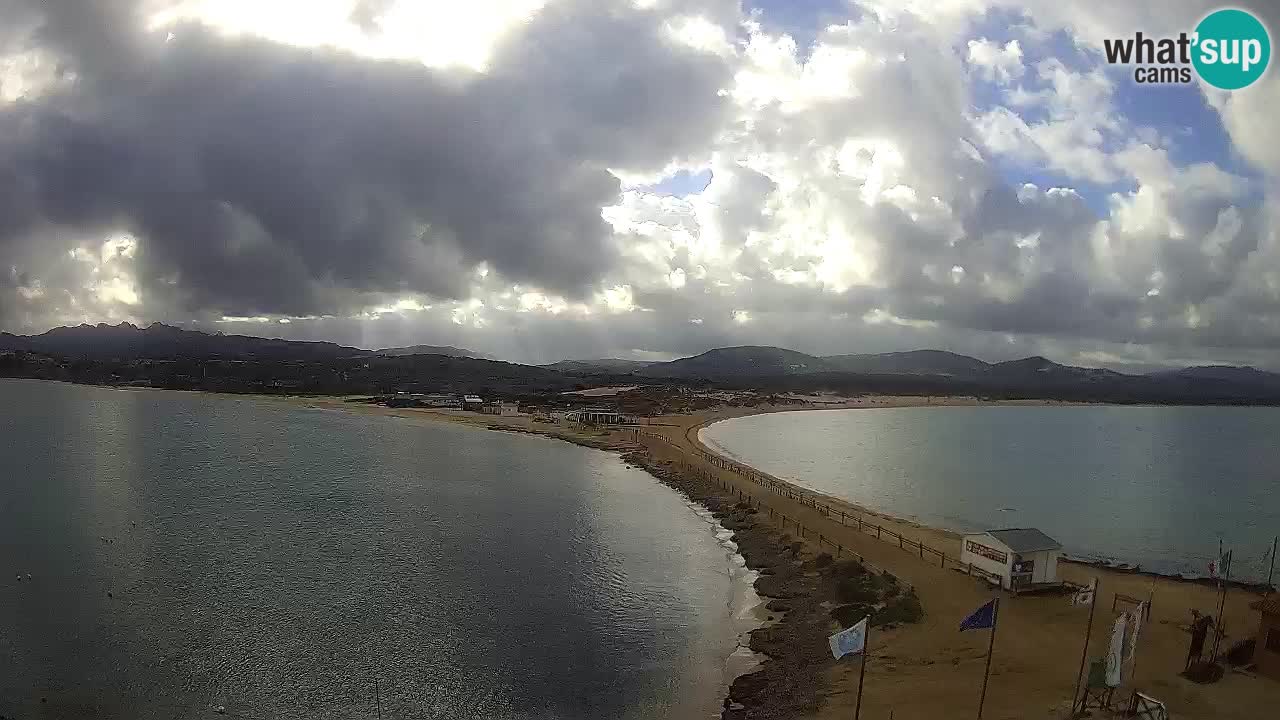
xmin=941 ymin=554 xmax=946 ymax=570
xmin=877 ymin=525 xmax=882 ymax=540
xmin=919 ymin=543 xmax=924 ymax=560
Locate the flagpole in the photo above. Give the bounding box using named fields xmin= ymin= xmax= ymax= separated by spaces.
xmin=1129 ymin=602 xmax=1146 ymax=703
xmin=1210 ymin=551 xmax=1232 ymax=660
xmin=977 ymin=597 xmax=1000 ymax=720
xmin=855 ymin=623 xmax=870 ymax=720
xmin=1070 ymin=581 xmax=1098 ymax=715
xmin=1268 ymin=536 xmax=1277 ymax=590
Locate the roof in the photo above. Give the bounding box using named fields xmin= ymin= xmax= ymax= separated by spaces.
xmin=1252 ymin=594 xmax=1280 ymax=615
xmin=983 ymin=528 xmax=1062 ymax=553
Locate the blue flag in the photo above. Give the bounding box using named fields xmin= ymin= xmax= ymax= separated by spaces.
xmin=960 ymin=599 xmax=997 ymax=631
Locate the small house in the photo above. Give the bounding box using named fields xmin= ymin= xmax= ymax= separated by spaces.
xmin=1251 ymin=594 xmax=1280 ymax=681
xmin=482 ymin=401 xmax=519 ymax=416
xmin=961 ymin=528 xmax=1062 ymax=591
xmin=462 ymin=395 xmax=484 ymax=411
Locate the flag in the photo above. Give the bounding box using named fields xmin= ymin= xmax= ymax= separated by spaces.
xmin=1209 ymin=549 xmax=1233 ymax=578
xmin=829 ymin=617 xmax=868 ymax=660
xmin=1105 ymin=613 xmax=1127 ymax=688
xmin=1126 ymin=602 xmax=1145 ymax=665
xmin=1071 ymin=579 xmax=1097 ymax=607
xmin=960 ymin=599 xmax=997 ymax=631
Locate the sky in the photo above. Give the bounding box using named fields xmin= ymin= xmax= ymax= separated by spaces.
xmin=2 ymin=0 xmax=1279 ymax=370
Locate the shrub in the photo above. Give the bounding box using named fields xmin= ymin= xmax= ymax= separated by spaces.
xmin=832 ymin=559 xmax=867 ymax=579
xmin=873 ymin=589 xmax=924 ymax=626
xmin=831 ymin=603 xmax=875 ymax=628
xmin=837 ymin=577 xmax=880 ymax=604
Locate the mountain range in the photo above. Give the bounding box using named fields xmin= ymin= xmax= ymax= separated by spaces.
xmin=376 ymin=344 xmax=490 ymax=359
xmin=4 ymin=324 xmax=1280 ymax=402
xmin=0 ymin=323 xmax=485 ymax=362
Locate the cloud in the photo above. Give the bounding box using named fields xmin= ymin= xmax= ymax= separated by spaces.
xmin=967 ymin=38 xmax=1023 ymax=83
xmin=3 ymin=0 xmax=1280 ymax=371
xmin=0 ymin=0 xmax=733 ymax=321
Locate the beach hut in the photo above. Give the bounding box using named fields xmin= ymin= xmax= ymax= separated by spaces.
xmin=1251 ymin=593 xmax=1280 ymax=681
xmin=961 ymin=528 xmax=1063 ymax=591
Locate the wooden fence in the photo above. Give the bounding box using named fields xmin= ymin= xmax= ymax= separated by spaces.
xmin=628 ymin=429 xmax=1005 ymax=587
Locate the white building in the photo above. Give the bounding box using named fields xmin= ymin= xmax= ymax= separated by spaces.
xmin=481 ymin=401 xmax=519 ymax=416
xmin=960 ymin=528 xmax=1063 ymax=591
xmin=567 ymin=408 xmax=635 ymax=425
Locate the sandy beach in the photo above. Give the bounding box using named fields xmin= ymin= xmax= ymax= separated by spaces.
xmin=273 ymin=394 xmax=1278 ymax=719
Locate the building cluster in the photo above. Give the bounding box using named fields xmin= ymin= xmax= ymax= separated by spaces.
xmin=381 ymin=394 xmax=640 ymax=426
xmin=384 ymin=392 xmax=519 ymax=416
xmin=565 ymin=407 xmax=638 ymax=425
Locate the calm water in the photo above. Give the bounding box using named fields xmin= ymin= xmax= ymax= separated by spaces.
xmin=702 ymin=406 xmax=1280 ymax=581
xmin=1 ymin=379 xmax=758 ymax=719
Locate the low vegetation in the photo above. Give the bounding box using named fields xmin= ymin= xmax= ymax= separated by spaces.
xmin=828 ymin=559 xmax=924 ymax=628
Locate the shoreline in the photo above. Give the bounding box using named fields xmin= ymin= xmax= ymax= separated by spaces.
xmin=633 ymin=402 xmax=1277 ymax=719
xmin=9 ymin=379 xmax=1277 ymax=717
xmin=691 ymin=406 xmax=1276 ymax=591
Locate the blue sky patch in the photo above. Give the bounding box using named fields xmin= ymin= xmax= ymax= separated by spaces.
xmin=640 ymin=168 xmax=714 ymax=197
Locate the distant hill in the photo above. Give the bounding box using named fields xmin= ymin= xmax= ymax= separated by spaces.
xmin=543 ymin=358 xmax=655 ymax=373
xmin=824 ymin=350 xmax=991 ymax=377
xmin=1146 ymin=365 xmax=1280 ymax=392
xmin=986 ymin=355 xmax=1126 ymax=382
xmin=0 ymin=322 xmax=367 ymax=361
xmin=376 ymin=344 xmax=488 ymax=359
xmin=638 ymin=346 xmax=835 ymax=378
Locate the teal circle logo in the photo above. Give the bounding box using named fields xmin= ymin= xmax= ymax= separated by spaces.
xmin=1192 ymin=9 xmax=1271 ymax=90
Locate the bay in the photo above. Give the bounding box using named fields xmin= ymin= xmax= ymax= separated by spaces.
xmin=0 ymin=379 xmax=757 ymax=719
xmin=701 ymin=405 xmax=1280 ymax=581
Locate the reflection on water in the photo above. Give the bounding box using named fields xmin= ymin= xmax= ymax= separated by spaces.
xmin=702 ymin=405 xmax=1280 ymax=580
xmin=1 ymin=379 xmax=753 ymax=719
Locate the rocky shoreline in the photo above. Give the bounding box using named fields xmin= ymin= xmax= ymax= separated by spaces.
xmin=622 ymin=450 xmax=922 ymax=720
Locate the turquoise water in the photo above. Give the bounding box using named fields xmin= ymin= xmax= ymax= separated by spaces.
xmin=1 ymin=379 xmax=757 ymax=719
xmin=702 ymin=406 xmax=1280 ymax=581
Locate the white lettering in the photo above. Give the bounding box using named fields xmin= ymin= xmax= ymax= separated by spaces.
xmin=1243 ymin=39 xmax=1262 ymax=72
xmin=1201 ymin=38 xmax=1219 ymax=64
xmin=1221 ymin=38 xmax=1239 ymax=65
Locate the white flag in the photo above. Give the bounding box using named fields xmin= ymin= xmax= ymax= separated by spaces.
xmin=1126 ymin=602 xmax=1145 ymax=666
xmin=1105 ymin=613 xmax=1127 ymax=688
xmin=1072 ymin=579 xmax=1097 ymax=606
xmin=829 ymin=617 xmax=868 ymax=660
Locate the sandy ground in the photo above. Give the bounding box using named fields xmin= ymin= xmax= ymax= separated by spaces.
xmin=273 ymin=394 xmax=1278 ymax=719
xmin=653 ymin=401 xmax=1278 ymax=720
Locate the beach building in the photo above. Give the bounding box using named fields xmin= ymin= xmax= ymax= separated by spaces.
xmin=481 ymin=401 xmax=519 ymax=416
xmin=1251 ymin=594 xmax=1280 ymax=681
xmin=960 ymin=528 xmax=1063 ymax=591
xmin=462 ymin=395 xmax=485 ymax=411
xmin=567 ymin=407 xmax=635 ymax=425
xmin=386 ymin=393 xmax=462 ymax=408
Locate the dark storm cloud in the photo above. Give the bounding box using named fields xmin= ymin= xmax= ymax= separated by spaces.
xmin=0 ymin=0 xmax=733 ymax=320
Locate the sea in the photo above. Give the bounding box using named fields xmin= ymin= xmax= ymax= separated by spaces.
xmin=0 ymin=379 xmax=761 ymax=719
xmin=701 ymin=405 xmax=1280 ymax=582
